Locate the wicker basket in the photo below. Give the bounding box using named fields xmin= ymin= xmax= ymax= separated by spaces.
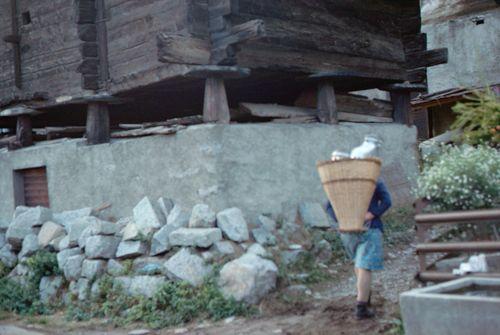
xmin=317 ymin=158 xmax=382 ymax=232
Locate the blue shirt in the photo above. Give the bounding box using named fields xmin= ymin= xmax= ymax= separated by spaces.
xmin=326 ymin=180 xmax=392 ymax=231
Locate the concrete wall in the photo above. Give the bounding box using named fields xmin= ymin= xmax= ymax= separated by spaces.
xmin=422 ymin=2 xmax=500 ymax=93
xmin=0 ymin=124 xmax=418 ymax=222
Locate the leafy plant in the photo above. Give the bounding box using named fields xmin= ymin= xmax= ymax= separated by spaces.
xmin=24 ymin=250 xmax=61 ymax=286
xmin=451 ymin=89 xmax=500 ymax=146
xmin=415 ymin=144 xmax=500 ymax=211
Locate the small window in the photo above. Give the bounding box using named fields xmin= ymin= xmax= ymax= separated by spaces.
xmin=13 ymin=167 xmax=50 ymax=207
xmin=22 ymin=11 xmax=31 ymax=25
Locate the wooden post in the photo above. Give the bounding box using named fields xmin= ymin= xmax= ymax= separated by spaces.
xmin=203 ymin=77 xmax=230 ymax=123
xmin=317 ymin=81 xmax=338 ymax=124
xmin=390 ymin=91 xmax=412 ymax=125
xmin=9 ymin=0 xmax=21 ymax=88
xmin=86 ymin=102 xmax=110 ymax=144
xmin=16 ymin=114 xmax=33 ymax=147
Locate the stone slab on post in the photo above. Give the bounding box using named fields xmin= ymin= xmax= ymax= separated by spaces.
xmin=317 ymin=81 xmax=338 ymax=124
xmin=385 ymin=83 xmax=427 ymax=126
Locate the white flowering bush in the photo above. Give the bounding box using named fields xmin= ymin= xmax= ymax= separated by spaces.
xmin=416 ymin=145 xmax=500 ymax=211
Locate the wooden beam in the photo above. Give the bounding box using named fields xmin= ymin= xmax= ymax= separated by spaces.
xmin=86 ymin=102 xmax=110 ymax=145
xmin=390 ymin=91 xmax=411 ymax=125
xmin=203 ymin=78 xmax=230 ymax=123
xmin=317 ymin=82 xmax=338 ymax=124
xmin=111 ymin=126 xmax=184 ymax=139
xmin=9 ymin=0 xmax=21 ymax=89
xmin=406 ymin=48 xmax=448 ymax=69
xmin=16 ymin=115 xmax=33 ymax=147
xmin=96 ymin=0 xmax=109 ymax=87
xmin=157 ymin=34 xmax=210 ymax=64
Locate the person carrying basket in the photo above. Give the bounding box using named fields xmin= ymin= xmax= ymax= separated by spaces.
xmin=326 ymin=180 xmax=391 ymax=319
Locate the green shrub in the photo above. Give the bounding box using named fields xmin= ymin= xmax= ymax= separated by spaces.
xmin=24 ymin=250 xmax=61 ymax=286
xmin=0 ymin=262 xmax=10 ymax=278
xmin=451 ymin=89 xmax=500 ymax=146
xmin=415 ymin=144 xmax=500 ymax=211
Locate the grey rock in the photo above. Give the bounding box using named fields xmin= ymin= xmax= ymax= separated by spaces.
xmin=76 ymin=278 xmax=91 ymax=301
xmin=247 ymin=243 xmax=268 ymax=258
xmin=313 ymin=239 xmax=333 ymax=263
xmin=19 ymin=234 xmax=40 ymax=258
xmin=63 ymin=254 xmax=85 ymax=280
xmin=201 ymin=251 xmax=215 ymax=262
xmin=85 ymin=235 xmax=120 ymax=259
xmin=115 ymin=276 xmax=166 ymax=298
xmin=133 ymin=196 xmax=165 ymax=235
xmin=116 ymin=241 xmax=148 ymax=259
xmin=6 ymin=218 xmax=33 ymax=250
xmin=150 ymin=225 xmax=175 ymax=256
xmin=219 ymin=253 xmax=278 ymax=304
xmin=13 ymin=206 xmax=30 ymax=219
xmin=38 ymin=221 xmax=65 ymax=248
xmin=0 ymin=244 xmax=17 ymax=267
xmin=116 ymin=216 xmax=134 ymax=232
xmin=67 ymin=219 xmax=89 ymax=248
xmin=58 ymin=235 xmax=71 ymax=250
xmin=48 ymin=234 xmax=66 ymax=251
xmin=158 ymin=197 xmax=174 ymax=219
xmin=9 ymin=263 xmax=29 ymax=277
xmin=14 ymin=206 xmax=52 ymax=228
xmin=257 ymin=215 xmax=277 ymax=231
xmin=0 ymin=219 xmax=9 ymax=231
xmin=57 ymin=247 xmax=81 ymax=270
xmin=107 ymin=259 xmax=125 ymax=276
xmin=132 ymin=257 xmax=165 ymax=274
xmin=121 ymin=223 xmax=141 ymax=241
xmin=164 ymin=248 xmax=212 ymax=286
xmin=169 ymin=228 xmax=222 ymax=248
xmin=166 ymin=204 xmax=190 ymax=229
xmin=216 ymin=208 xmax=249 ymax=242
xmin=86 ymin=217 xmax=119 ymax=236
xmin=137 ymin=263 xmax=163 ymax=275
xmin=39 ymin=276 xmax=64 ymax=303
xmin=211 ymin=241 xmax=235 ymax=256
xmin=251 ymin=227 xmax=277 ymax=246
xmin=77 ymin=227 xmax=92 ymax=249
xmin=281 ymin=248 xmax=306 ymax=266
xmin=298 ymin=202 xmax=330 ymax=228
xmin=0 ymin=232 xmax=5 ymax=249
xmin=81 ymin=259 xmax=106 ymax=278
xmin=189 ymin=204 xmax=216 ymax=228
xmin=53 ymin=207 xmax=93 ymax=229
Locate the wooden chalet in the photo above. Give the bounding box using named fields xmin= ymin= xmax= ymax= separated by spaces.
xmin=0 ymin=0 xmax=447 ymax=148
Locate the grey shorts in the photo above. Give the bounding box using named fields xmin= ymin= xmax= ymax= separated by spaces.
xmin=340 ymin=228 xmax=384 ymax=271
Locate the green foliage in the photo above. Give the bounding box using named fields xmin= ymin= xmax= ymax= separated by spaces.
xmin=451 ymin=89 xmax=500 ymax=146
xmin=66 ymin=274 xmax=254 ymax=328
xmin=320 ymin=230 xmax=347 ymax=259
xmin=383 ymin=207 xmax=415 ymax=247
xmin=415 ymin=144 xmax=500 ymax=211
xmin=121 ymin=259 xmax=134 ymax=275
xmin=0 ymin=250 xmax=61 ymax=316
xmin=0 ymin=262 xmax=10 ymax=278
xmin=281 ymin=252 xmax=330 ymax=285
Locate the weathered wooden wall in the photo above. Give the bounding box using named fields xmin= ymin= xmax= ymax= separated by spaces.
xmin=0 ymin=0 xmax=84 ymax=105
xmin=106 ymin=0 xmax=207 ymax=93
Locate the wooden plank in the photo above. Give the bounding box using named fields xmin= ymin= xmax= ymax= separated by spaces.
xmin=16 ymin=115 xmax=33 ymax=147
xmin=271 ymin=116 xmax=317 ymax=124
xmin=416 ymin=209 xmax=500 ymax=225
xmin=111 ymin=125 xmax=184 ymax=138
xmin=239 ymin=103 xmax=393 ymax=123
xmin=86 ymin=102 xmax=110 ymax=144
xmin=390 ymin=91 xmax=411 ymax=125
xmin=96 ymin=0 xmax=109 ymax=87
xmin=406 ymin=48 xmax=448 ymax=69
xmin=317 ymin=82 xmax=338 ymax=124
xmin=203 ymin=77 xmax=230 ymax=123
xmin=158 ymin=34 xmax=210 ymax=64
xmin=10 ymin=0 xmax=21 ymax=88
xmin=417 ymin=241 xmax=500 ymax=254
xmin=418 ymin=271 xmax=500 ymax=283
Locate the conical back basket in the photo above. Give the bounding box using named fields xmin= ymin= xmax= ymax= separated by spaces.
xmin=317 ymin=158 xmax=382 ymax=232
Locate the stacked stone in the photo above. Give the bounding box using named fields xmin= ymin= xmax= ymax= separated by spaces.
xmin=0 ymin=197 xmax=334 ymax=305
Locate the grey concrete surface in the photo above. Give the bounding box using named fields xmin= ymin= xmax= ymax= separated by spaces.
xmin=400 ymin=277 xmax=500 ymax=335
xmin=422 ymin=4 xmax=500 ymax=93
xmin=0 ymin=123 xmax=418 ymax=222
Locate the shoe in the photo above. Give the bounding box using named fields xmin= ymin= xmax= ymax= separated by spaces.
xmin=356 ymin=303 xmax=375 ymax=320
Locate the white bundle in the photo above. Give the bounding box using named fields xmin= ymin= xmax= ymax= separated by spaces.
xmin=452 ymin=254 xmax=489 ymax=276
xmin=350 ymin=136 xmax=381 ymax=159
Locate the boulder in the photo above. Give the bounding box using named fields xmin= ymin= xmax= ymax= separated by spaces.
xmin=67 ymin=219 xmax=89 ymax=248
xmin=116 ymin=216 xmax=134 ymax=232
xmin=121 ymin=223 xmax=141 ymax=241
xmin=247 ymin=243 xmax=268 ymax=258
xmin=169 ymin=228 xmax=222 ymax=248
xmin=38 ymin=221 xmax=65 ymax=248
xmin=133 ymin=196 xmax=165 ymax=235
xmin=39 ymin=276 xmax=64 ymax=303
xmin=9 ymin=263 xmax=29 ymax=277
xmin=107 ymin=259 xmax=125 ymax=276
xmin=115 ymin=276 xmax=166 ymax=298
xmin=313 ymin=239 xmax=333 ymax=263
xmin=77 ymin=227 xmax=93 ymax=249
xmin=19 ymin=234 xmax=40 ymax=259
xmin=63 ymin=254 xmax=85 ymax=280
xmin=116 ymin=241 xmax=148 ymax=259
xmin=58 ymin=235 xmax=71 ymax=250
xmin=164 ymin=248 xmax=212 ymax=286
xmin=53 ymin=207 xmax=93 ymax=229
xmin=150 ymin=224 xmax=177 ymax=256
xmin=48 ymin=234 xmax=66 ymax=251
xmin=85 ymin=235 xmax=120 ymax=259
xmin=298 ymin=202 xmax=330 ymax=228
xmin=189 ymin=204 xmax=216 ymax=228
xmin=256 ymin=215 xmax=277 ymax=231
xmin=279 ymin=222 xmax=312 ymax=249
xmin=6 ymin=218 xmax=34 ymax=250
xmin=216 ymin=208 xmax=249 ymax=242
xmin=13 ymin=206 xmax=30 ymax=219
xmin=158 ymin=197 xmax=174 ymax=219
xmin=0 ymin=232 xmax=5 ymax=249
xmin=201 ymin=251 xmax=215 ymax=262
xmin=14 ymin=206 xmax=52 ymax=228
xmin=251 ymin=227 xmax=277 ymax=246
xmin=211 ymin=241 xmax=236 ymax=256
xmin=76 ymin=278 xmax=91 ymax=301
xmin=86 ymin=217 xmax=119 ymax=236
xmin=281 ymin=248 xmax=306 ymax=266
xmin=0 ymin=219 xmax=9 ymax=231
xmin=132 ymin=257 xmax=165 ymax=274
xmin=219 ymin=253 xmax=278 ymax=304
xmin=166 ymin=205 xmax=190 ymax=229
xmin=81 ymin=259 xmax=107 ymax=278
xmin=0 ymin=244 xmax=17 ymax=267
xmin=57 ymin=247 xmax=82 ymax=270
